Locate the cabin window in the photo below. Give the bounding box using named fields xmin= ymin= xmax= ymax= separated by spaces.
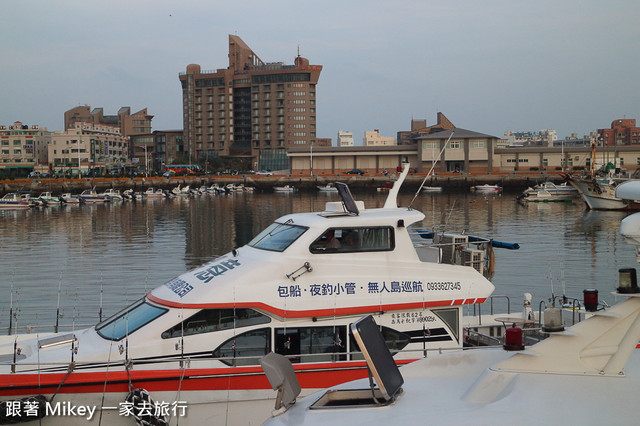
xmin=248 ymin=222 xmax=307 ymax=252
xmin=349 ymin=325 xmax=410 ymax=360
xmin=96 ymin=299 xmax=168 ymax=341
xmin=161 ymin=308 xmax=271 ymax=339
xmin=309 ymin=227 xmax=395 ymax=254
xmin=275 ymin=326 xmax=347 ymax=363
xmin=433 ymin=308 xmax=459 ymax=342
xmin=212 ymin=327 xmax=271 ymax=366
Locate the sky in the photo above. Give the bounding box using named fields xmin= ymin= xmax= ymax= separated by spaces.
xmin=2 ymin=0 xmax=639 ymax=143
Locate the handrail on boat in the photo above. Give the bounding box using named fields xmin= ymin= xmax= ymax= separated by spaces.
xmin=471 ymin=294 xmax=512 ymax=325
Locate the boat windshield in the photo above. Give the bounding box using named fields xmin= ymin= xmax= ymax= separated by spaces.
xmin=96 ymin=299 xmax=168 ymax=341
xmin=248 ymin=222 xmax=307 ymax=252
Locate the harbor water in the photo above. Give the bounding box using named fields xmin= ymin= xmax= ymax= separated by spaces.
xmin=0 ymin=189 xmax=636 ymax=334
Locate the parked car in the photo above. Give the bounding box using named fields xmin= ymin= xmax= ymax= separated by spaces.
xmin=163 ymin=171 xmax=176 ymax=178
xmin=28 ymin=171 xmax=41 ymax=178
xmin=255 ymin=170 xmax=273 ymax=176
xmin=345 ymin=169 xmax=365 ymax=175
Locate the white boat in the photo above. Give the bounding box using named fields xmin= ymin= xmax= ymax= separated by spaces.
xmin=273 ymin=185 xmax=295 ymax=192
xmin=422 ymin=186 xmax=442 ymax=192
xmin=141 ymin=187 xmax=166 ymax=198
xmin=172 ymin=184 xmax=191 ymax=196
xmin=566 ymin=175 xmax=640 ymax=210
xmin=37 ymin=192 xmax=62 ymax=206
xmin=101 ymin=189 xmax=123 ymax=201
xmin=0 ymin=165 xmax=501 ymax=425
xmin=207 ymin=184 xmax=225 ymax=194
xmin=0 ymin=193 xmax=30 ymax=210
xmin=122 ymin=189 xmax=137 ymax=200
xmin=471 ymin=184 xmax=501 ymax=193
xmin=59 ymin=193 xmax=82 ymax=204
xmin=78 ymin=188 xmax=110 ymax=203
xmin=517 ymin=182 xmax=578 ymax=203
xmin=317 ymin=183 xmax=338 ymax=192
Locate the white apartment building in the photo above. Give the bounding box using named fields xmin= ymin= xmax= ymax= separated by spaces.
xmin=500 ymin=129 xmax=558 ymax=147
xmin=0 ymin=122 xmax=50 ymax=170
xmin=337 ymin=130 xmax=354 ymax=147
xmin=364 ymin=129 xmax=396 ymax=146
xmin=49 ymin=122 xmax=129 ymax=175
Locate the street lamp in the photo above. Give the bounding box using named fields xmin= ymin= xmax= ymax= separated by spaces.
xmin=310 ymin=141 xmax=313 ymax=176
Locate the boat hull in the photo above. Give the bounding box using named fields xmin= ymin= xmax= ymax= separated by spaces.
xmin=568 ymin=177 xmax=640 ymax=210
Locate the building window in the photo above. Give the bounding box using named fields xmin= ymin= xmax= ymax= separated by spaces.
xmin=449 ymin=141 xmax=461 ymax=149
xmin=543 ymin=158 xmax=548 ymax=167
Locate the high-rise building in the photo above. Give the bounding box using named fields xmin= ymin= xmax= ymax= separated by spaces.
xmin=179 ymin=35 xmax=322 ymax=170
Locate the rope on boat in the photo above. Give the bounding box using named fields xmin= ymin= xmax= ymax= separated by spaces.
xmin=49 ymin=361 xmax=75 ymax=403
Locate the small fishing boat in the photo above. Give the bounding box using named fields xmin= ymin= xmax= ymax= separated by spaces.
xmin=101 ymin=189 xmax=124 ymax=201
xmin=0 ymin=193 xmax=30 ymax=209
xmin=172 ymin=184 xmax=191 ymax=196
xmin=317 ymin=183 xmax=339 ymax=192
xmin=141 ymin=187 xmax=166 ymax=198
xmin=517 ymin=181 xmax=578 ymax=203
xmin=273 ymin=185 xmax=296 ymax=192
xmin=59 ymin=193 xmax=82 ymax=204
xmin=377 ymin=182 xmax=394 ymax=192
xmin=37 ymin=192 xmax=62 ymax=206
xmin=567 ymin=175 xmax=639 ymax=210
xmin=122 ymin=189 xmax=137 ymax=200
xmin=471 ymin=184 xmax=501 ymax=193
xmin=422 ymin=186 xmax=442 ymax=192
xmin=207 ymin=184 xmax=225 ymax=194
xmin=78 ymin=188 xmax=110 ymax=203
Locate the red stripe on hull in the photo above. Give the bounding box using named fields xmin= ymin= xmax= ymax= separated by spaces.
xmin=0 ymin=360 xmax=416 ymax=397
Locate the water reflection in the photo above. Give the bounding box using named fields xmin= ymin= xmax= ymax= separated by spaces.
xmin=0 ymin=190 xmax=636 ymax=333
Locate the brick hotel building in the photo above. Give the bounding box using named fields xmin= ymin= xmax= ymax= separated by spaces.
xmin=179 ymin=35 xmax=322 ymax=171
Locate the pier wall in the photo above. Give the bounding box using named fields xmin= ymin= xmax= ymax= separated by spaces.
xmin=0 ymin=172 xmax=567 ymax=196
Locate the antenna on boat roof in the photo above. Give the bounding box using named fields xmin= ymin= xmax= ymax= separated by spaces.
xmin=408 ymin=131 xmax=454 ymax=210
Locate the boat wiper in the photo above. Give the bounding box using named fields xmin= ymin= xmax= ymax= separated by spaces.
xmin=250 ymin=219 xmax=294 ymax=247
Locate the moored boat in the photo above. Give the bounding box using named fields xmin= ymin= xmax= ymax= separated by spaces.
xmin=566 ymin=175 xmax=640 ymax=210
xmin=422 ymin=186 xmax=442 ymax=192
xmin=317 ymin=183 xmax=338 ymax=192
xmin=273 ymin=185 xmax=295 ymax=192
xmin=141 ymin=187 xmax=166 ymax=198
xmin=37 ymin=192 xmax=63 ymax=206
xmin=101 ymin=189 xmax=124 ymax=201
xmin=471 ymin=184 xmax=501 ymax=193
xmin=78 ymin=188 xmax=110 ymax=203
xmin=59 ymin=193 xmax=82 ymax=204
xmin=0 ymin=193 xmax=30 ymax=210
